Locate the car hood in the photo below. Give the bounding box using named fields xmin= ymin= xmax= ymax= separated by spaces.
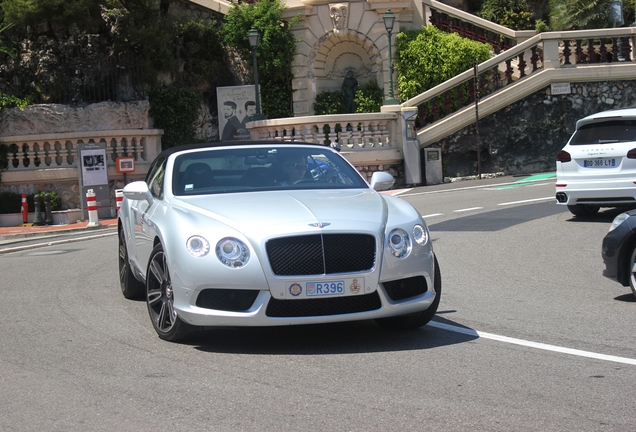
xmin=172 ymin=189 xmax=387 ymax=235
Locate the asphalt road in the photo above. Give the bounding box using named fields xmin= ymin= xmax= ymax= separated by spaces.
xmin=1 ymin=176 xmax=635 ymax=431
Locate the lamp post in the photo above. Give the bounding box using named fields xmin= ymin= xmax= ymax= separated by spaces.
xmin=382 ymin=9 xmax=399 ymax=105
xmin=248 ymin=26 xmax=265 ymax=120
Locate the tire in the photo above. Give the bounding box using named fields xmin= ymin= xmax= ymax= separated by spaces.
xmin=628 ymin=246 xmax=636 ymax=300
xmin=146 ymin=244 xmax=197 ymax=342
xmin=376 ymin=255 xmax=442 ymax=330
xmin=567 ymin=204 xmax=600 ymax=217
xmin=118 ymin=227 xmax=145 ymax=300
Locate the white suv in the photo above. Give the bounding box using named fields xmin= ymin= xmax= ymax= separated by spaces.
xmin=556 ymin=108 xmax=636 ymax=216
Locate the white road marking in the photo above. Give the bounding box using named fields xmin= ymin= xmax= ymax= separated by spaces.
xmin=453 ymin=207 xmax=483 ymax=212
xmin=497 ymin=197 xmax=556 ymax=206
xmin=422 ymin=213 xmax=444 ymax=218
xmin=429 ymin=321 xmax=636 ymax=366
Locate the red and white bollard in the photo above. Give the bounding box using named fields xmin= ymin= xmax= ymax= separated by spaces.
xmin=115 ymin=189 xmax=124 ymax=213
xmin=86 ymin=189 xmax=101 ymax=228
xmin=21 ymin=193 xmax=28 ymax=224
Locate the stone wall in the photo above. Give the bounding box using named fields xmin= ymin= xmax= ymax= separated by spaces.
xmin=0 ymin=101 xmax=151 ymax=136
xmin=433 ymin=80 xmax=636 ymax=177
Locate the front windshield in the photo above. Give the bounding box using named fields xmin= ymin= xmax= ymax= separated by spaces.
xmin=171 ymin=146 xmax=368 ymax=196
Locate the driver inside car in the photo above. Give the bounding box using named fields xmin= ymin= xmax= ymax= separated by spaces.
xmin=280 ymin=154 xmax=309 ymax=185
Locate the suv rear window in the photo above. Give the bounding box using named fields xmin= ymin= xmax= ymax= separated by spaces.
xmin=570 ymin=120 xmax=636 ymax=145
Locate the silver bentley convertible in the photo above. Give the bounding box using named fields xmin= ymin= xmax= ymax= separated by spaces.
xmin=118 ymin=142 xmax=441 ymax=341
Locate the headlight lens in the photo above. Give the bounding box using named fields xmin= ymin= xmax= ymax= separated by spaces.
xmin=609 ymin=213 xmax=631 ymax=232
xmin=186 ymin=235 xmax=210 ymax=257
xmin=388 ymin=228 xmax=411 ymax=258
xmin=216 ymin=237 xmax=250 ymax=268
xmin=413 ymin=224 xmax=428 ymax=245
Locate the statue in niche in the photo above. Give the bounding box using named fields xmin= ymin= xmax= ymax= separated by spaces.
xmin=330 ymin=3 xmax=348 ymax=33
xmin=341 ymin=70 xmax=358 ymax=113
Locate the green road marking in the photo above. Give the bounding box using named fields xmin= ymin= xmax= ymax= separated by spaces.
xmin=494 ymin=172 xmax=556 ymax=189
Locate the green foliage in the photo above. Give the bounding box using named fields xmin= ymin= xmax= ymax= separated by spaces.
xmin=479 ymin=0 xmax=530 ymax=22
xmin=0 ymin=92 xmax=31 ymax=111
xmin=354 ymin=81 xmax=383 ymax=113
xmin=2 ymin=0 xmax=104 ymax=30
xmin=395 ymin=26 xmax=491 ymax=102
xmin=549 ymin=0 xmax=614 ymax=29
xmin=499 ymin=11 xmax=536 ymax=29
xmin=178 ymin=20 xmax=229 ymax=89
xmin=220 ymin=0 xmax=298 ymax=119
xmin=535 ymin=18 xmax=550 ymax=32
xmin=107 ymin=4 xmax=176 ymax=82
xmin=149 ymin=87 xmax=200 ymax=149
xmin=313 ymin=91 xmax=344 ymax=115
xmin=0 ymin=190 xmax=60 ymax=214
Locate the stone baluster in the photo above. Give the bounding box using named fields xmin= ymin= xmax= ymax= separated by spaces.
xmin=301 ymin=124 xmax=313 ymax=142
xmin=25 ymin=142 xmax=37 ymax=168
xmin=114 ymin=137 xmax=125 ymax=158
xmin=327 ymin=122 xmax=338 ymax=146
xmin=351 ymin=126 xmax=361 ymax=149
xmin=54 ymin=141 xmax=63 ymax=166
xmin=358 ymin=121 xmax=370 ymax=148
xmin=315 ymin=123 xmax=326 ymax=145
xmin=43 ymin=142 xmax=52 ymax=166
xmin=66 ymin=140 xmax=75 ymax=166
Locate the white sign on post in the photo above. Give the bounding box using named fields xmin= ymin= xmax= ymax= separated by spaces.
xmin=550 ymin=83 xmax=571 ymax=95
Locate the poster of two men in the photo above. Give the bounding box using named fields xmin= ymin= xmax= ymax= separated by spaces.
xmin=216 ymin=85 xmax=258 ymax=141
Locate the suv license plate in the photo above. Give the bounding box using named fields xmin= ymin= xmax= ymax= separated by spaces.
xmin=584 ymin=158 xmax=615 ymax=168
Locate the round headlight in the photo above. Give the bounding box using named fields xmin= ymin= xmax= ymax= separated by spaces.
xmin=413 ymin=224 xmax=428 ymax=245
xmin=609 ymin=213 xmax=631 ymax=232
xmin=216 ymin=238 xmax=250 ymax=268
xmin=388 ymin=228 xmax=412 ymax=259
xmin=186 ymin=235 xmax=210 ymax=257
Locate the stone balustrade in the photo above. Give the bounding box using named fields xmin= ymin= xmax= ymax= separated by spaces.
xmin=1 ymin=129 xmax=163 ymax=178
xmin=247 ymin=112 xmax=403 ymax=166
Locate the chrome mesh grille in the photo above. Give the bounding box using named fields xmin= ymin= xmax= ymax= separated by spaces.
xmin=266 ymin=234 xmax=376 ymax=276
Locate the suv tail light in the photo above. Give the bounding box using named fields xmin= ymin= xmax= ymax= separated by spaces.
xmin=556 ymin=150 xmax=571 ymax=162
xmin=627 ymin=148 xmax=636 ymax=159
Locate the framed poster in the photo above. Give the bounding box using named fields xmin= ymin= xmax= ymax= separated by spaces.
xmin=80 ymin=148 xmax=108 ymax=186
xmin=116 ymin=156 xmax=136 ymax=173
xmin=217 ymin=85 xmax=257 ymax=141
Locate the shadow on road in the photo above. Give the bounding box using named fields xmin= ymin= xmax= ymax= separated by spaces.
xmin=190 ymin=315 xmax=477 ymax=355
xmin=614 ymin=293 xmax=636 ymax=303
xmin=565 ymin=207 xmax=630 ymax=224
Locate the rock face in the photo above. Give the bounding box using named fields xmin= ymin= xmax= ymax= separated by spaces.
xmin=0 ymin=101 xmax=152 ymax=136
xmin=433 ymin=80 xmax=636 ymax=178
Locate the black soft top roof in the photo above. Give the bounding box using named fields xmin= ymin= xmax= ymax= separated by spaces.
xmin=156 ymin=141 xmax=326 ymax=160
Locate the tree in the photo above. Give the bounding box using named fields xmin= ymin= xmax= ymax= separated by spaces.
xmin=395 ymin=26 xmax=491 ymax=102
xmin=2 ymin=0 xmax=104 ymax=29
xmin=220 ymin=0 xmax=298 ymax=119
xmin=549 ymin=0 xmax=620 ymax=29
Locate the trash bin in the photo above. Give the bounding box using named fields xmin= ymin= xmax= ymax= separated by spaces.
xmin=423 ymin=147 xmax=442 ymax=185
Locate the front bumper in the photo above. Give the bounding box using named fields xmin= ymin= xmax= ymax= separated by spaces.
xmin=601 ymin=220 xmax=636 ymax=286
xmin=172 ymin=274 xmax=436 ymax=327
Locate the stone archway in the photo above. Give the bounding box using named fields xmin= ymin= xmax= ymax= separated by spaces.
xmin=306 ymin=30 xmax=383 ymax=114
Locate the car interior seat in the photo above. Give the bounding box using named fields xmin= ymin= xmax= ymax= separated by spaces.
xmin=182 ymin=162 xmax=215 ymax=192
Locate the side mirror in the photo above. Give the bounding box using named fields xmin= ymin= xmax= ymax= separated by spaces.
xmin=123 ymin=181 xmax=153 ymax=205
xmin=370 ymin=171 xmax=395 ymax=191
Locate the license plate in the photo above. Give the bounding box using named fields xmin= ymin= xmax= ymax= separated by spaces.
xmin=583 ymin=158 xmax=616 ymax=168
xmin=286 ymin=278 xmax=364 ymax=298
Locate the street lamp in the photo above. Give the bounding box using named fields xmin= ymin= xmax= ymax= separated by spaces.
xmin=248 ymin=26 xmax=265 ymax=120
xmin=383 ymin=9 xmax=399 ymax=105
xmin=608 ymin=0 xmax=625 ymax=61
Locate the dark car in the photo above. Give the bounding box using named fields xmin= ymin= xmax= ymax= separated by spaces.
xmin=602 ymin=209 xmax=636 ymax=298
